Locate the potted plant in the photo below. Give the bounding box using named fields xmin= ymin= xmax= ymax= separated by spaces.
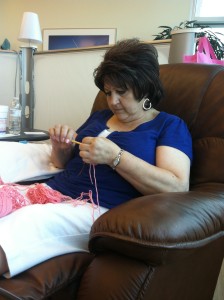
xmin=153 ymin=20 xmax=224 ymax=61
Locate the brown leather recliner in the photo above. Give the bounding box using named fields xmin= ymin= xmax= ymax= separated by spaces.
xmin=0 ymin=63 xmax=224 ymax=300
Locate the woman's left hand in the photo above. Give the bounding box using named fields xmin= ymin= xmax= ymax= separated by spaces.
xmin=79 ymin=136 xmax=120 ymax=166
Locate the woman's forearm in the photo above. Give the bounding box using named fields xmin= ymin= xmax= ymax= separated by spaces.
xmin=114 ymin=150 xmax=190 ymax=195
xmin=51 ymin=146 xmax=73 ymax=169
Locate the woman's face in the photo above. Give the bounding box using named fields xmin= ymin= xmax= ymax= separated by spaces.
xmin=104 ymin=83 xmax=144 ymax=123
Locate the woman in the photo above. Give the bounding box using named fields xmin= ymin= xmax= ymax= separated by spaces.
xmin=0 ymin=38 xmax=192 ymax=278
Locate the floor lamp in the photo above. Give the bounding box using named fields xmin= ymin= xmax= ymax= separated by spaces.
xmin=18 ymin=12 xmax=42 ymax=130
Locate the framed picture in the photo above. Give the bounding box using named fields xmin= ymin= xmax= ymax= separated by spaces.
xmin=43 ymin=28 xmax=117 ymax=51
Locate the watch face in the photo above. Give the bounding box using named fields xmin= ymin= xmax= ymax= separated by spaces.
xmin=113 ymin=157 xmax=119 ymax=167
xmin=112 ymin=149 xmax=123 ymax=169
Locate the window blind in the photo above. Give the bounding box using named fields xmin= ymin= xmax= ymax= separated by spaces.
xmin=193 ymin=0 xmax=224 ymax=24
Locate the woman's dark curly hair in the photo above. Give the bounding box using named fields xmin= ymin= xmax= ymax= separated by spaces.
xmin=93 ymin=38 xmax=164 ymax=107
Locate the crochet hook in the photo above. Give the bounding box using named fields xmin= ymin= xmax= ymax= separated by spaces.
xmin=71 ymin=140 xmax=83 ymax=145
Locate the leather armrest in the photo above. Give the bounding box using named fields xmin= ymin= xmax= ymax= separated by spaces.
xmin=0 ymin=253 xmax=94 ymax=300
xmin=89 ymin=184 xmax=224 ymax=265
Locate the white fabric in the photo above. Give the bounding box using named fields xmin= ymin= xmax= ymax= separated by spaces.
xmin=0 ymin=201 xmax=108 ymax=278
xmin=0 ymin=141 xmax=63 ymax=183
xmin=98 ymin=129 xmax=111 ymax=138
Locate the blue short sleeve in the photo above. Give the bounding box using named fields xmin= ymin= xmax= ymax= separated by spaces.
xmin=157 ymin=114 xmax=193 ymax=161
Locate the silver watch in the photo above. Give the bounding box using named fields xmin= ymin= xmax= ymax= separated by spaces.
xmin=112 ymin=149 xmax=124 ymax=170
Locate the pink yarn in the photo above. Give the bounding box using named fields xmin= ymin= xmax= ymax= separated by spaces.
xmin=0 ymin=164 xmax=100 ymax=219
xmin=0 ymin=187 xmax=13 ymax=217
xmin=0 ymin=185 xmax=29 ymax=218
xmin=26 ymin=184 xmax=71 ymax=204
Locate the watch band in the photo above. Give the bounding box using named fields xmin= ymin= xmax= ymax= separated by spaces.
xmin=112 ymin=149 xmax=124 ymax=170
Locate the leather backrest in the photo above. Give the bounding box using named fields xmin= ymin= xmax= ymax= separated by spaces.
xmin=158 ymin=63 xmax=224 ymax=140
xmin=91 ymin=63 xmax=224 ymax=188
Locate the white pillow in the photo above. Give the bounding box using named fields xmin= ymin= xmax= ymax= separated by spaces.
xmin=0 ymin=141 xmax=63 ymax=183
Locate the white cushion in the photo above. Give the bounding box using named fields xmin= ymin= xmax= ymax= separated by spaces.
xmin=0 ymin=141 xmax=63 ymax=183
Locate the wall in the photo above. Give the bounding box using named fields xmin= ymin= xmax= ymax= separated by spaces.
xmin=0 ymin=0 xmax=194 ymax=130
xmin=0 ymin=41 xmax=170 ymax=130
xmin=1 ymin=0 xmax=193 ymax=51
xmin=33 ymin=42 xmax=170 ymax=131
xmin=34 ymin=48 xmax=104 ymax=130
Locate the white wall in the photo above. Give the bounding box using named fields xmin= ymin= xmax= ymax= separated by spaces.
xmin=33 ymin=42 xmax=170 ymax=131
xmin=1 ymin=0 xmax=193 ymax=51
xmin=34 ymin=49 xmax=104 ymax=130
xmin=0 ymin=41 xmax=169 ymax=131
xmin=0 ymin=0 xmax=191 ymax=130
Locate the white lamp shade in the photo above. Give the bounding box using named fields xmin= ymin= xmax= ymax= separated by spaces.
xmin=18 ymin=12 xmax=42 ymax=44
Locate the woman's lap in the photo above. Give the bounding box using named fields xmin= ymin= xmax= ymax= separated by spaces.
xmin=0 ymin=201 xmax=108 ymax=278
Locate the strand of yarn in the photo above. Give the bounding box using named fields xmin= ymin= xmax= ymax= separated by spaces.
xmin=89 ymin=164 xmax=100 ymax=220
xmin=65 ymin=164 xmax=100 ymax=222
xmin=89 ymin=165 xmax=100 ymax=206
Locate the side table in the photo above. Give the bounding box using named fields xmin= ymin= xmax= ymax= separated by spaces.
xmin=0 ymin=129 xmax=50 ymax=142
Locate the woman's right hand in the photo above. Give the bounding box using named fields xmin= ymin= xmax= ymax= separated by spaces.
xmin=49 ymin=124 xmax=77 ymax=168
xmin=49 ymin=124 xmax=76 ymax=149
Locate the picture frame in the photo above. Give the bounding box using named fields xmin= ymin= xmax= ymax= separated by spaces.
xmin=43 ymin=28 xmax=117 ymax=51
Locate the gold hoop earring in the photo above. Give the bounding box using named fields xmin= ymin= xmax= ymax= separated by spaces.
xmin=142 ymin=98 xmax=152 ymax=111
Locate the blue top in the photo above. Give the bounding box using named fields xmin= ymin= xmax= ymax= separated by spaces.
xmin=47 ymin=110 xmax=192 ymax=209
